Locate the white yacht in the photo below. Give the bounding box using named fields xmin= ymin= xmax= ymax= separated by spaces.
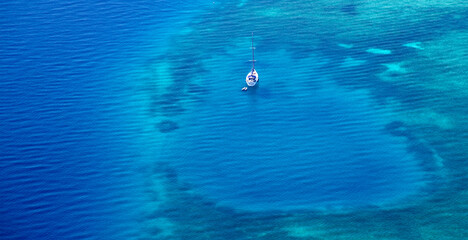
xmin=245 ymin=33 xmax=258 ymax=87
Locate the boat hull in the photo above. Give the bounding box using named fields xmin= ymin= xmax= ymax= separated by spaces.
xmin=246 ymin=70 xmax=259 ymax=87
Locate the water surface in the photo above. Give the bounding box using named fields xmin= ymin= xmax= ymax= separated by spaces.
xmin=1 ymin=0 xmax=467 ymax=239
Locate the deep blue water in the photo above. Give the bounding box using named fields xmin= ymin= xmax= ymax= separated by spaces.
xmin=1 ymin=0 xmax=467 ymax=239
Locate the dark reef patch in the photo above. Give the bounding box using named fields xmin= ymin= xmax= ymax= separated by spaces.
xmin=157 ymin=120 xmax=179 ymax=133
xmin=151 ymin=92 xmax=186 ymax=117
xmin=385 ymin=121 xmax=411 ymax=137
xmin=340 ymin=4 xmax=358 ymax=16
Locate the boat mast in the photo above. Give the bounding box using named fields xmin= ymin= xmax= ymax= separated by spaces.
xmin=251 ymin=32 xmax=255 ymax=70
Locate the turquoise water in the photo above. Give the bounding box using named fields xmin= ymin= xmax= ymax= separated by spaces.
xmin=1 ymin=0 xmax=468 ymax=239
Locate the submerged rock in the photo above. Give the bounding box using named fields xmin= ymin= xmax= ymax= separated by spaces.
xmin=157 ymin=120 xmax=179 ymax=133
xmin=381 ymin=62 xmax=408 ymax=74
xmin=366 ymin=48 xmax=392 ymax=55
xmin=403 ymin=42 xmax=424 ymax=50
xmin=338 ymin=43 xmax=354 ymax=49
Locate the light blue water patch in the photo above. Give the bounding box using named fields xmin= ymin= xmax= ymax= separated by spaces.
xmin=238 ymin=0 xmax=248 ymax=7
xmin=341 ymin=57 xmax=366 ymax=68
